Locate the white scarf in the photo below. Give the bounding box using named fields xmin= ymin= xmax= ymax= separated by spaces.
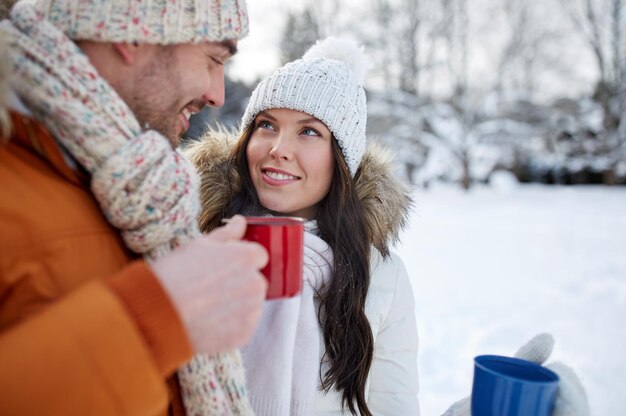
xmin=241 ymin=226 xmax=333 ymax=415
xmin=0 ymin=3 xmax=251 ymax=414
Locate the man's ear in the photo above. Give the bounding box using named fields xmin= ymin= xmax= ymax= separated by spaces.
xmin=112 ymin=42 xmax=140 ymax=65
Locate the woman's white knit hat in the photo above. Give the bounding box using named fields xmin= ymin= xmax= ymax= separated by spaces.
xmin=32 ymin=0 xmax=248 ymax=44
xmin=241 ymin=37 xmax=368 ymax=176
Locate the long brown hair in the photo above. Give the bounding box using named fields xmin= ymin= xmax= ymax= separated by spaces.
xmin=203 ymin=122 xmax=374 ymax=416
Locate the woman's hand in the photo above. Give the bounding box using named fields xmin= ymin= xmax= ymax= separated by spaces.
xmin=442 ymin=333 xmax=590 ymax=416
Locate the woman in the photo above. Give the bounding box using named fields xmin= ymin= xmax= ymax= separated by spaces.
xmin=186 ymin=37 xmax=419 ymax=416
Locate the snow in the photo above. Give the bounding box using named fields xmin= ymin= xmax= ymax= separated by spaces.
xmin=396 ymin=184 xmax=626 ymax=415
xmin=488 ymin=170 xmax=520 ymax=193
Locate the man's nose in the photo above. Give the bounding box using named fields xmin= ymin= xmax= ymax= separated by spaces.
xmin=203 ymin=67 xmax=225 ymax=107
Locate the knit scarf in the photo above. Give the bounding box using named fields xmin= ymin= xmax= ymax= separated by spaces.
xmin=0 ymin=3 xmax=252 ymax=415
xmin=240 ymin=224 xmax=333 ymax=415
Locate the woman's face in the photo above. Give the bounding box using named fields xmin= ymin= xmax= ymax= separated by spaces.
xmin=246 ymin=108 xmax=335 ymax=219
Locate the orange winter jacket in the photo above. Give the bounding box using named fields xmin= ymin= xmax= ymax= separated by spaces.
xmin=0 ymin=112 xmax=193 ymax=415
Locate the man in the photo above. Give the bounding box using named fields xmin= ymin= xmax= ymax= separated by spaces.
xmin=0 ymin=0 xmax=268 ymax=414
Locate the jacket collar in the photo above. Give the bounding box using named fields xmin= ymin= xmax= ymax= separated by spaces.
xmin=8 ymin=111 xmax=89 ymax=187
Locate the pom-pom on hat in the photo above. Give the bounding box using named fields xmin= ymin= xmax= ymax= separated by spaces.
xmin=241 ymin=37 xmax=368 ymax=176
xmin=32 ymin=0 xmax=249 ymax=44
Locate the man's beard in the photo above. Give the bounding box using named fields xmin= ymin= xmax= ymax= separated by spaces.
xmin=133 ymin=100 xmax=182 ymax=147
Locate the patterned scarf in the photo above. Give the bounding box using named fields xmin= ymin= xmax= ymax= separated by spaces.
xmin=0 ymin=3 xmax=252 ymax=415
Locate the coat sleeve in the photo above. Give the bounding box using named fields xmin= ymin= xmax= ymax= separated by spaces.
xmin=0 ymin=261 xmax=193 ymax=415
xmin=367 ymin=254 xmax=421 ymax=416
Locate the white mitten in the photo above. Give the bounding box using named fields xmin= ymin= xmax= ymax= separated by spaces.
xmin=442 ymin=396 xmax=470 ymax=416
xmin=515 ymin=333 xmax=591 ymax=416
xmin=441 ymin=333 xmax=590 ymax=416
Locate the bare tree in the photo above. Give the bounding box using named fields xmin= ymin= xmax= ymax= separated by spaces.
xmin=559 ymin=0 xmax=625 ymax=128
xmin=397 ymin=0 xmax=421 ymax=95
xmin=554 ymin=0 xmax=625 ymax=184
xmin=279 ymin=7 xmax=321 ymax=64
xmin=419 ymin=0 xmax=469 ymax=97
xmin=361 ymin=0 xmax=423 ymax=94
xmin=435 ymin=0 xmax=473 ymax=188
xmin=611 ymin=0 xmax=624 ymax=85
xmin=611 ymin=0 xmax=626 ymax=137
xmin=495 ymin=2 xmax=535 ymax=94
xmin=310 ymin=0 xmax=343 ymax=37
xmin=366 ymin=0 xmax=396 ymax=89
xmin=565 ymin=0 xmax=609 ymax=81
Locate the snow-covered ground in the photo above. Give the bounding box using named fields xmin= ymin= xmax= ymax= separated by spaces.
xmin=396 ymin=184 xmax=626 ymax=416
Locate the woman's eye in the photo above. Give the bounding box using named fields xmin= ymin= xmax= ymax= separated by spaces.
xmin=301 ymin=127 xmax=320 ymax=136
xmin=257 ymin=120 xmax=275 ymax=130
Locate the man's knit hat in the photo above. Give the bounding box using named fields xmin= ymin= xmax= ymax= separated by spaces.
xmin=241 ymin=37 xmax=368 ymax=176
xmin=32 ymin=0 xmax=248 ymax=44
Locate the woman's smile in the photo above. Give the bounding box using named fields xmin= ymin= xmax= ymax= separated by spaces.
xmin=261 ymin=167 xmax=301 ymax=185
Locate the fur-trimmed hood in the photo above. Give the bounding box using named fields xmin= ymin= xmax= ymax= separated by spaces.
xmin=184 ymin=129 xmax=413 ymax=255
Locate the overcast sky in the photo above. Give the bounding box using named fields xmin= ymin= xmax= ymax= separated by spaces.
xmin=228 ymin=0 xmax=293 ymax=84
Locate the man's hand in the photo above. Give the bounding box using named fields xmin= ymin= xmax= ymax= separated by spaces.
xmin=150 ymin=215 xmax=268 ymax=354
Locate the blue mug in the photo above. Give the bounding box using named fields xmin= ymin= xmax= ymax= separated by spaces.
xmin=471 ymin=355 xmax=560 ymax=416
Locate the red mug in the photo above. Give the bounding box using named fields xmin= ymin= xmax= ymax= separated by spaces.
xmin=243 ymin=216 xmax=304 ymax=299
